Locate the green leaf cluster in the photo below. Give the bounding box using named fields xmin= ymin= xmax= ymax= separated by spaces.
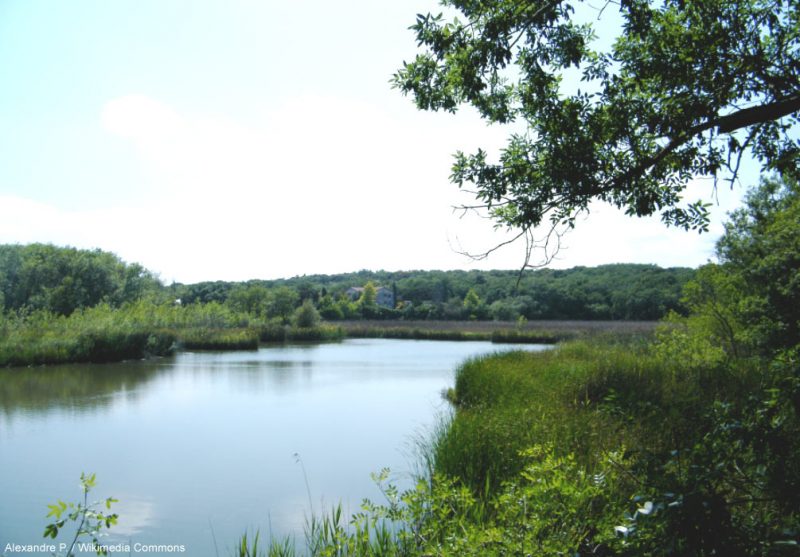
xmin=394 ymin=0 xmax=800 ymax=238
xmin=0 ymin=244 xmax=162 ymax=315
xmin=43 ymin=473 xmax=118 ymax=557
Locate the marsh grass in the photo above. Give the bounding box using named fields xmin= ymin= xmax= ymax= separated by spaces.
xmin=0 ymin=302 xmax=261 ymax=366
xmin=288 ymin=325 xmax=345 ymax=342
xmin=0 ymin=308 xmax=178 ymax=366
xmin=257 ymin=324 xmax=345 ymax=343
xmin=1 ymin=301 xmax=657 ymax=368
xmin=177 ymin=327 xmax=260 ymax=350
xmin=339 ymin=319 xmax=657 ymax=344
xmin=431 ymin=338 xmax=767 ymax=499
xmin=343 ymin=325 xmax=486 ymax=341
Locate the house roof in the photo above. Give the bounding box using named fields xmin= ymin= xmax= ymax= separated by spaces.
xmin=347 ymin=286 xmax=392 ymax=293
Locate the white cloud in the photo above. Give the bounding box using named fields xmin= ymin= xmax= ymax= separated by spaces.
xmin=1 ymin=94 xmax=742 ymax=282
xmin=101 ymin=95 xmax=182 ymax=142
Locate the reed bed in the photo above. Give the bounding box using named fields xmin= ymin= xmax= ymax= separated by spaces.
xmin=339 ymin=319 xmax=657 ymax=344
xmin=177 ymin=327 xmax=260 ymax=350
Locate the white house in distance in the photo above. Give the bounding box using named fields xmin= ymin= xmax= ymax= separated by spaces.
xmin=346 ymin=286 xmax=395 ymax=309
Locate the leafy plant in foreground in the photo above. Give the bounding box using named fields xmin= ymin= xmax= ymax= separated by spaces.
xmin=43 ymin=473 xmax=118 ymax=557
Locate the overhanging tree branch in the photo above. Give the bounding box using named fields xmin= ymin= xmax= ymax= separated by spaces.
xmin=395 ymin=0 xmax=800 ymax=267
xmin=611 ymin=96 xmax=800 ymax=191
xmin=716 ymin=95 xmax=800 ymax=134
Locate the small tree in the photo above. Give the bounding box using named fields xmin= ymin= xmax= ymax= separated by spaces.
xmin=463 ymin=288 xmax=483 ymax=320
xmin=267 ymin=287 xmax=300 ymax=324
xmin=293 ymin=299 xmax=321 ymax=329
xmin=359 ymin=282 xmax=377 ymax=307
xmin=358 ymin=282 xmax=378 ymax=318
xmin=317 ymin=294 xmax=344 ymax=320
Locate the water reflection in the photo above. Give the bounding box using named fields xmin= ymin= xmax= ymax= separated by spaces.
xmin=0 ymin=359 xmax=170 ymax=417
xmin=218 ymin=360 xmax=316 ymax=392
xmin=109 ymin=496 xmax=156 ymax=537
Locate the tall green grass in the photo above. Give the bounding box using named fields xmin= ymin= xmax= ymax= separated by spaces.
xmin=342 ymin=324 xmax=564 ymax=343
xmin=0 ymin=301 xmax=265 ymax=366
xmin=344 ymin=325 xmax=486 ymax=341
xmin=177 ymin=328 xmax=260 ymax=350
xmin=0 ymin=307 xmax=177 ymax=366
xmin=433 ymin=339 xmax=762 ymax=497
xmin=259 ymin=324 xmax=345 ymax=343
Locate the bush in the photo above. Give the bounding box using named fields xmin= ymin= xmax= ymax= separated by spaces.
xmin=292 ymin=300 xmax=321 ymax=328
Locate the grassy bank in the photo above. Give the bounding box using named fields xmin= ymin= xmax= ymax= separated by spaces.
xmin=240 ymin=335 xmax=796 ymax=556
xmin=421 ymin=339 xmax=797 ymax=555
xmin=0 ymin=301 xmax=349 ymax=366
xmin=434 ymin=339 xmax=746 ymax=493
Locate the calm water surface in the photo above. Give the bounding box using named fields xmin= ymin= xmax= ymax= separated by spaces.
xmin=0 ymin=339 xmax=545 ymax=555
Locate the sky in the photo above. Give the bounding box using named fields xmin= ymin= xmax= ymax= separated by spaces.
xmin=0 ymin=0 xmax=754 ymax=284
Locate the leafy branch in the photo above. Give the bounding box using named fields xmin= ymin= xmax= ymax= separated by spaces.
xmin=43 ymin=473 xmax=118 ymax=557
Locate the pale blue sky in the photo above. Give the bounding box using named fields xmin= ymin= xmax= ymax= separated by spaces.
xmin=0 ymin=0 xmax=749 ymax=282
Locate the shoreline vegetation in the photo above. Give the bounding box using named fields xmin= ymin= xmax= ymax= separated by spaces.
xmin=228 ymin=176 xmax=798 ymax=555
xmin=0 ymin=304 xmax=657 ymax=367
xmin=9 ymin=177 xmax=800 ymax=554
xmin=238 ymin=332 xmax=798 ymax=556
xmin=0 ymin=244 xmax=685 ymax=367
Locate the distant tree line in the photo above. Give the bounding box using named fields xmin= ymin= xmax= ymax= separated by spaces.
xmin=171 ymin=264 xmax=694 ymax=322
xmin=0 ymin=244 xmax=695 ymax=322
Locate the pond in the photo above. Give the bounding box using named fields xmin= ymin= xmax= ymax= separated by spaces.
xmin=0 ymin=339 xmax=546 ymax=555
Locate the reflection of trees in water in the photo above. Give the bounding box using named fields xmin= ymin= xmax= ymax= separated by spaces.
xmin=0 ymin=360 xmax=168 ymax=417
xmin=177 ymin=357 xmax=317 ymax=393
xmin=0 ymin=347 xmax=369 ymax=418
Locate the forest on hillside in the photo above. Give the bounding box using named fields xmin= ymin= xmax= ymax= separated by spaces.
xmin=0 ymin=243 xmax=694 ymax=323
xmin=174 ymin=266 xmax=694 ymax=321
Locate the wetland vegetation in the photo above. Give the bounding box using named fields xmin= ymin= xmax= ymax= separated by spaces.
xmin=227 ymin=176 xmax=799 ymax=555
xmin=0 ymin=243 xmax=683 ymax=367
xmin=2 ymin=178 xmax=798 ymax=557
xmin=3 ymin=0 xmax=799 ymax=553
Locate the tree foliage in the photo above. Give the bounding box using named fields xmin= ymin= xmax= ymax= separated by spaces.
xmin=293 ymin=299 xmax=322 ymax=329
xmin=393 ymin=0 xmax=800 ymax=259
xmin=179 ymin=264 xmax=693 ymax=322
xmin=716 ymin=174 xmax=800 ymax=352
xmin=359 ymin=281 xmax=378 ymax=308
xmin=0 ymin=244 xmax=161 ymax=315
xmin=643 ymin=175 xmax=800 ymax=553
xmin=227 ymin=284 xmax=271 ymax=317
xmin=671 ymin=175 xmax=800 ymax=358
xmin=266 ymin=286 xmax=300 ymax=324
